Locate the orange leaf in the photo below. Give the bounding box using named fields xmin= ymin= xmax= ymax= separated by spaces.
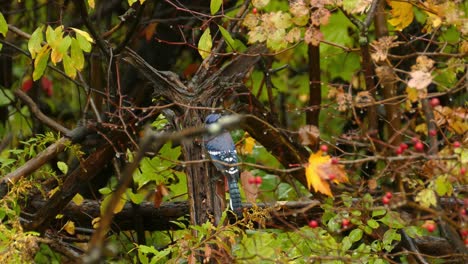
xmin=143 ymin=23 xmax=158 ymax=42
xmin=153 ymin=183 xmax=169 ymax=208
xmin=305 ymin=151 xmax=349 ymax=197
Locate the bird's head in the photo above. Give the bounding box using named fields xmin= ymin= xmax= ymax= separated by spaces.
xmin=205 ymin=113 xmax=222 ymax=125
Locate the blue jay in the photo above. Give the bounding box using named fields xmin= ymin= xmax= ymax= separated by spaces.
xmin=204 ymin=114 xmax=242 ymax=216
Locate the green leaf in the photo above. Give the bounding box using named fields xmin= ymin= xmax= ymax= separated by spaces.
xmin=57 ymin=161 xmax=68 ymax=174
xmin=382 ymin=229 xmax=401 ymax=252
xmin=198 ymin=28 xmax=212 ymax=59
xmin=372 ymin=209 xmax=386 ymax=218
xmin=367 ymin=219 xmax=379 ymax=229
xmin=348 ymin=228 xmax=363 ymax=242
xmin=99 ymin=187 xmax=112 ymax=195
xmin=62 ymin=54 xmax=77 ymax=79
xmin=0 ymin=12 xmax=7 ymax=37
xmin=341 ymin=236 xmax=352 ymax=251
xmin=57 ymin=36 xmax=72 ymax=54
xmin=351 ymin=210 xmax=362 ymax=216
xmin=159 ymin=143 xmax=181 ymax=160
xmin=28 ymin=27 xmax=44 ymax=59
xmin=126 ymin=189 xmax=145 ymax=204
xmin=0 ymin=156 xmax=16 ymax=168
xmin=45 ymin=26 xmax=57 ymax=46
xmin=138 ymin=245 xmax=159 ymax=255
xmin=363 ymin=193 xmax=374 ymax=208
xmin=218 ymin=25 xmax=236 ymax=49
xmin=379 ymin=211 xmax=405 ymax=229
xmin=75 ymin=34 xmax=92 ymax=52
xmin=169 ymin=220 xmax=187 ymax=229
xmin=0 ymin=88 xmax=13 ymax=106
xmin=363 ymin=225 xmax=373 ymax=235
xmin=33 ymin=46 xmax=50 ymax=81
xmin=341 ymin=193 xmax=353 ymax=207
xmin=71 ymin=37 xmax=84 ymax=70
xmin=404 ymin=226 xmax=423 ymax=238
xmin=434 ymin=175 xmax=453 ymax=196
xmin=210 ymin=0 xmax=222 ymax=15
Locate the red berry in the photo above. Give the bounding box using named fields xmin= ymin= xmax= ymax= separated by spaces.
xmin=252 ymin=8 xmax=258 ymax=14
xmin=320 ymin=145 xmax=328 ymax=152
xmin=399 ymin=143 xmax=408 ymax=151
xmin=411 ymin=137 xmax=419 ymax=144
xmin=414 ymin=141 xmax=424 ymax=152
xmin=461 ymin=208 xmax=467 ymax=216
xmin=395 ymin=147 xmax=403 ymax=155
xmin=248 ymin=178 xmax=255 ymax=184
xmin=255 ymin=176 xmax=262 ymax=185
xmin=429 ymin=130 xmax=437 ymax=137
xmin=461 ymin=229 xmax=468 ymax=238
xmin=331 ymin=157 xmax=339 ymax=165
xmin=425 ymin=223 xmax=436 ymax=233
xmin=453 ymin=141 xmax=461 ymax=148
xmin=430 ymin=98 xmax=440 ymax=107
xmin=328 ymin=173 xmax=336 ymax=181
xmin=382 ymin=196 xmax=390 ymax=205
xmin=342 ymin=218 xmax=350 ymax=227
xmin=385 ymin=192 xmax=393 ymax=199
xmin=461 ymin=167 xmax=467 ymax=175
xmin=464 ymin=238 xmax=468 ymax=245
xmin=22 ymin=79 xmax=33 ymax=92
xmin=308 ymin=220 xmax=319 ymax=228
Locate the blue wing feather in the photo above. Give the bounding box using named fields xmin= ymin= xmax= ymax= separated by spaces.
xmin=204 ymin=114 xmax=242 ymax=216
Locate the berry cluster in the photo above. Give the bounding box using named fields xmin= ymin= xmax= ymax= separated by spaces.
xmin=248 ymin=176 xmax=263 ymax=185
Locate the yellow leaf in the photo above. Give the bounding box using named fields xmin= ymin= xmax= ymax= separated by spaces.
xmin=88 ymin=0 xmax=95 ymax=9
xmin=72 ymin=193 xmax=84 ymax=206
xmin=100 ymin=194 xmax=127 ymax=215
xmin=92 ymin=217 xmax=100 ymax=229
xmin=448 ymin=119 xmax=468 ymax=135
xmin=243 ymin=134 xmax=255 ymax=154
xmin=63 ymin=220 xmax=75 ymax=235
xmin=62 ymin=54 xmax=77 ymax=79
xmin=33 ymin=45 xmax=50 ymax=81
xmin=305 ymin=151 xmax=349 ymax=197
xmin=387 ymin=0 xmax=414 ymax=31
xmin=415 ymin=123 xmax=427 ymax=134
xmin=198 ymin=28 xmax=212 ymax=59
xmin=415 ymin=189 xmax=437 ymax=208
xmin=50 ymin=48 xmax=63 ymax=65
xmin=48 ymin=186 xmax=59 ymax=198
xmin=405 ymin=87 xmax=418 ymax=102
xmin=70 ymin=27 xmax=95 ymax=43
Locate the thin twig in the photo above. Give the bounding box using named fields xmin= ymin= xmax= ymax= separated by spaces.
xmin=14 ymin=89 xmax=71 ymax=134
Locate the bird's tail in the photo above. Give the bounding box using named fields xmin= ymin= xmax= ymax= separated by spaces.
xmin=227 ymin=179 xmax=242 ymax=217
